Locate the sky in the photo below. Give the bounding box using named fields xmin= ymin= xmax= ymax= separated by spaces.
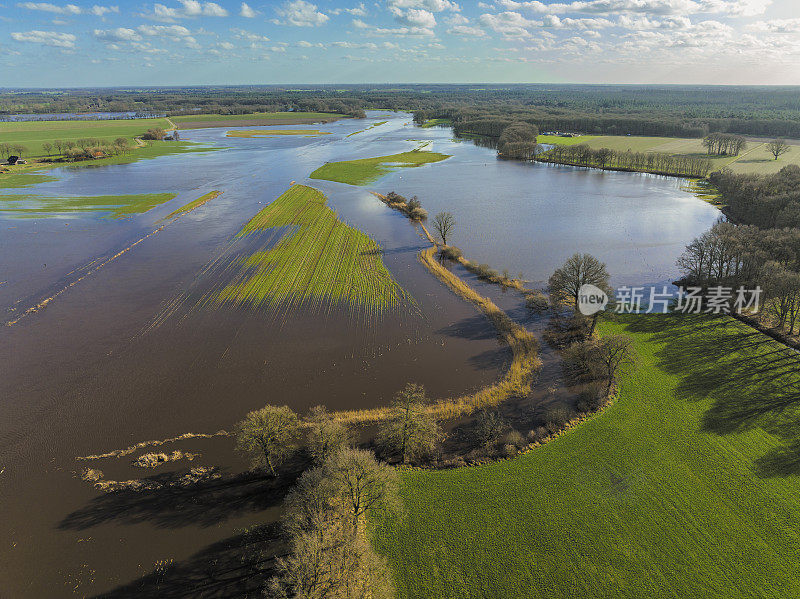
xmin=1 ymin=0 xmax=799 ymax=86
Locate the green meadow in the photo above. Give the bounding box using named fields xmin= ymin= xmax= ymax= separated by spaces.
xmin=374 ymin=313 xmax=800 ymax=598
xmin=214 ymin=184 xmax=410 ymax=318
xmin=539 ymin=134 xmax=800 ymax=174
xmin=309 ymin=150 xmax=451 ymax=186
xmin=0 ymin=118 xmax=173 ymax=157
xmin=0 ymin=192 xmax=176 ymax=218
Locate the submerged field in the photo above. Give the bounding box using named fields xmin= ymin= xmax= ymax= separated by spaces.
xmin=0 ymin=191 xmax=177 ymax=218
xmin=374 ymin=313 xmax=800 ymax=598
xmin=310 ymin=150 xmax=451 ymax=185
xmin=212 ymin=183 xmax=411 ymax=318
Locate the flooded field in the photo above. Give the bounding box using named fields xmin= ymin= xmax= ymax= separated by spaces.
xmin=0 ymin=112 xmax=720 ymax=596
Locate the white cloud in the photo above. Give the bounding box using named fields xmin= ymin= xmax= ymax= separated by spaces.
xmin=16 ymin=2 xmax=81 ymax=14
xmin=239 ymin=2 xmax=257 ymax=17
xmin=274 ymin=1 xmax=329 ymax=26
xmin=391 ymin=7 xmax=437 ymax=28
xmin=331 ymin=40 xmax=378 ymax=48
xmin=90 ymin=5 xmax=119 ymax=16
xmin=448 ymin=24 xmax=486 ymax=36
xmin=329 ymin=3 xmax=367 ymax=16
xmin=94 ymin=27 xmax=142 ymax=42
xmin=219 ymin=41 xmax=234 ymax=49
xmin=147 ymin=0 xmax=229 ymax=21
xmin=388 ymin=0 xmax=460 ymax=11
xmin=498 ymin=0 xmax=769 ymax=16
xmin=231 ymin=27 xmax=269 ymax=42
xmin=479 ymin=11 xmax=541 ymax=37
xmin=11 ymin=29 xmax=76 ymax=47
xmin=750 ymin=18 xmax=800 ymax=33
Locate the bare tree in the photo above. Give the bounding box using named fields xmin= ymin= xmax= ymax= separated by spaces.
xmin=377 ymin=383 xmax=441 ymax=464
xmin=42 ymin=142 xmax=52 ymax=156
xmin=235 ymin=405 xmax=300 ymax=476
xmin=767 ymin=138 xmax=790 ymax=161
xmin=548 ymin=253 xmax=610 ymax=309
xmin=323 ymin=448 xmax=400 ymax=526
xmin=305 ymin=405 xmax=352 ymax=465
xmin=270 ymin=449 xmax=398 ymax=599
xmin=432 ymin=211 xmax=455 ymax=246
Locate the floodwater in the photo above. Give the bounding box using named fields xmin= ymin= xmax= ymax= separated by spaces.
xmin=0 ymin=111 xmax=720 ymax=597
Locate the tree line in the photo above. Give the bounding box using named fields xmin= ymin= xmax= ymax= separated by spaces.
xmin=5 ymin=85 xmax=800 ymax=138
xmin=678 ymin=165 xmax=800 ymax=335
xmin=538 ymin=143 xmax=712 ymax=178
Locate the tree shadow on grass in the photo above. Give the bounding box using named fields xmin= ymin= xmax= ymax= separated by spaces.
xmin=92 ymin=523 xmax=281 ymax=598
xmin=616 ymin=313 xmax=800 ymax=478
xmin=60 ymin=468 xmax=300 ymax=531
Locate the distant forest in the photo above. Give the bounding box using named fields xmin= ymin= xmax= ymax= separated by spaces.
xmin=3 ymin=84 xmax=800 ymax=139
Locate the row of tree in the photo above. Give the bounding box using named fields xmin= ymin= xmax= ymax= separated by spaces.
xmin=702 ymin=133 xmax=746 ymax=156
xmin=538 ymin=144 xmax=712 ymax=177
xmin=678 ymin=165 xmax=800 ymax=335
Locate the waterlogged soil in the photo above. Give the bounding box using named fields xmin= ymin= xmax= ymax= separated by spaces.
xmin=0 ymin=112 xmax=720 ymax=597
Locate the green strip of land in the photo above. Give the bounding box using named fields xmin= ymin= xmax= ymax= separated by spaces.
xmin=163 ymin=190 xmax=222 ymax=220
xmin=214 ymin=184 xmax=410 ymax=318
xmin=309 ymin=150 xmax=451 ymax=186
xmin=374 ymin=313 xmax=800 ymax=598
xmin=0 ymin=192 xmax=177 ymax=219
xmin=225 ymin=129 xmax=331 ymax=138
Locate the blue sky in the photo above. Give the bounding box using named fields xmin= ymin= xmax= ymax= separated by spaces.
xmin=1 ymin=0 xmax=798 ymax=86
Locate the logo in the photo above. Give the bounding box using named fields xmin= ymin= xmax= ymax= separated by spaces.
xmin=578 ymin=284 xmax=608 ymax=316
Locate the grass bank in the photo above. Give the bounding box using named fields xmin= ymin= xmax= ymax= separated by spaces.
xmin=373 ymin=313 xmax=800 ymax=598
xmin=331 ymin=220 xmax=540 ymax=426
xmin=212 ymin=184 xmax=411 ymax=318
xmin=309 ymin=150 xmax=451 ymax=186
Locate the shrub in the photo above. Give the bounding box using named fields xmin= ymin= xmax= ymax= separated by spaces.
xmin=440 ymin=245 xmax=463 ymax=260
xmin=576 ymin=382 xmax=607 ymax=413
xmin=473 ymin=409 xmax=508 ymax=448
xmin=503 ymin=429 xmax=526 ymax=448
xmin=525 ymin=291 xmax=549 ymax=314
xmin=545 ymin=405 xmax=573 ymax=433
xmin=408 ymin=206 xmax=428 ymax=220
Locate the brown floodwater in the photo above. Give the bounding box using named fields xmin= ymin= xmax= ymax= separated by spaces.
xmin=0 ymin=111 xmax=720 ymax=597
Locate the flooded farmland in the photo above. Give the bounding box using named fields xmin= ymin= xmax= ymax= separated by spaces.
xmin=0 ymin=112 xmax=720 ymax=597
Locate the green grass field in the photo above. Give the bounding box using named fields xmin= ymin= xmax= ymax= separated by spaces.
xmin=0 ymin=192 xmax=176 ymax=219
xmin=539 ymin=134 xmax=800 ymax=174
xmin=213 ymin=184 xmax=411 ymax=318
xmin=421 ymin=118 xmax=452 ymax=129
xmin=0 ymin=118 xmax=172 ymax=157
xmin=373 ymin=313 xmax=800 ymax=598
xmin=309 ymin=150 xmax=451 ymax=186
